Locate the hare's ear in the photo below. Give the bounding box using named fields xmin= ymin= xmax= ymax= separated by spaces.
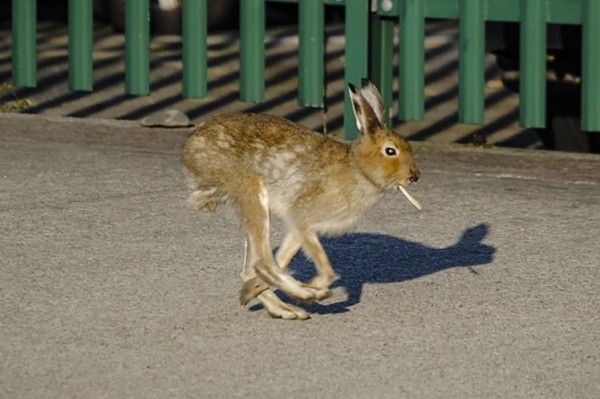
xmin=359 ymin=78 xmax=386 ymax=126
xmin=348 ymin=82 xmax=382 ymax=135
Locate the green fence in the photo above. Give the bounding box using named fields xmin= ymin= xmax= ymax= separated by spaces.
xmin=10 ymin=0 xmax=600 ymax=139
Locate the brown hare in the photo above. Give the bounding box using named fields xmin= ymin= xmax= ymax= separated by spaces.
xmin=183 ymin=79 xmax=420 ymax=319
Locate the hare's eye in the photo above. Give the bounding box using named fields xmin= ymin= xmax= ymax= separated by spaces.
xmin=384 ymin=147 xmax=397 ymax=156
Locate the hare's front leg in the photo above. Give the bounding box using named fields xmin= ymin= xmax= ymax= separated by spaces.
xmin=275 ymin=232 xmax=301 ymax=269
xmin=237 ymin=178 xmax=328 ymax=304
xmin=274 ymin=230 xmax=335 ymax=295
xmin=257 ymin=290 xmax=310 ymax=320
xmin=299 ymin=231 xmax=339 ymax=290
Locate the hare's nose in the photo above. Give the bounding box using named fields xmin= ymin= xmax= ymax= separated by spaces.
xmin=409 ymin=169 xmax=420 ymax=183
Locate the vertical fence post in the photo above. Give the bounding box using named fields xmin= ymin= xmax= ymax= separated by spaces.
xmin=582 ymin=0 xmax=600 ymax=132
xmin=183 ymin=0 xmax=208 ymax=98
xmin=344 ymin=0 xmax=369 ymax=139
xmin=519 ymin=0 xmax=546 ymax=128
xmin=458 ymin=0 xmax=485 ymax=124
xmin=240 ymin=0 xmax=265 ymax=103
xmin=68 ymin=0 xmax=93 ymax=91
xmin=12 ymin=0 xmax=36 ymax=87
xmin=398 ymin=0 xmax=425 ymax=122
xmin=369 ymin=13 xmax=394 ymax=127
xmin=298 ymin=0 xmax=325 ymax=107
xmin=125 ymin=0 xmax=150 ymax=95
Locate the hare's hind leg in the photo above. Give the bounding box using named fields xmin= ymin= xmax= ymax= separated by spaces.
xmin=239 ymin=238 xmax=269 ymax=303
xmin=236 ymin=178 xmax=329 ymax=305
xmin=240 ymin=236 xmax=309 ymax=319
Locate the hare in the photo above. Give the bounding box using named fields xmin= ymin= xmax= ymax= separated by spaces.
xmin=183 ymin=79 xmax=420 ymax=319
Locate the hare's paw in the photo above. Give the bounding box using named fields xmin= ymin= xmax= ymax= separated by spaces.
xmin=272 ymin=272 xmax=330 ymax=303
xmin=290 ymin=285 xmax=332 ymax=303
xmin=240 ymin=273 xmax=329 ymax=305
xmin=240 ymin=277 xmax=269 ymax=306
xmin=252 ymin=261 xmax=332 ymax=302
xmin=258 ymin=290 xmax=310 ymax=320
xmin=307 ymin=273 xmax=339 ymax=291
xmin=309 ymin=286 xmax=333 ymax=302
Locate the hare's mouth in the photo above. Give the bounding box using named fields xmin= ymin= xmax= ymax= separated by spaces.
xmin=397 ymin=185 xmax=422 ymax=210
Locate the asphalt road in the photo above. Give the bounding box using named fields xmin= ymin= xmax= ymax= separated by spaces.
xmin=1 ymin=114 xmax=599 ymax=398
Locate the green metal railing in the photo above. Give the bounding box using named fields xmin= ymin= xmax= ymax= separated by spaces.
xmin=9 ymin=0 xmax=600 ymax=138
xmin=68 ymin=0 xmax=93 ymax=91
xmin=377 ymin=0 xmax=600 ymax=134
xmin=12 ymin=0 xmax=36 ymax=87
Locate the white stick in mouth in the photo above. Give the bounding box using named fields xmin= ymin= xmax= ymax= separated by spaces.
xmin=398 ymin=185 xmax=422 ymax=210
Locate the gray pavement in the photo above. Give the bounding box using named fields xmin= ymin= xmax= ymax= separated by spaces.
xmin=1 ymin=113 xmax=599 ymax=398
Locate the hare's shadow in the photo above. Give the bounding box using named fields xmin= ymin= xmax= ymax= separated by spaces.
xmin=253 ymin=223 xmax=495 ymax=315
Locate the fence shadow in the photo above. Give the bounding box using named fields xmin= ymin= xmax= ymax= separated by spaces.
xmin=0 ymin=20 xmax=541 ymax=148
xmin=252 ymin=223 xmax=495 ymax=315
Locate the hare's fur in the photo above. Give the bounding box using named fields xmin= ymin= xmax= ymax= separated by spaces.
xmin=183 ymin=80 xmax=419 ymax=319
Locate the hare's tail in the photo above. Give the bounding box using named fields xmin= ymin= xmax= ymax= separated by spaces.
xmin=189 ymin=186 xmax=229 ymax=212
